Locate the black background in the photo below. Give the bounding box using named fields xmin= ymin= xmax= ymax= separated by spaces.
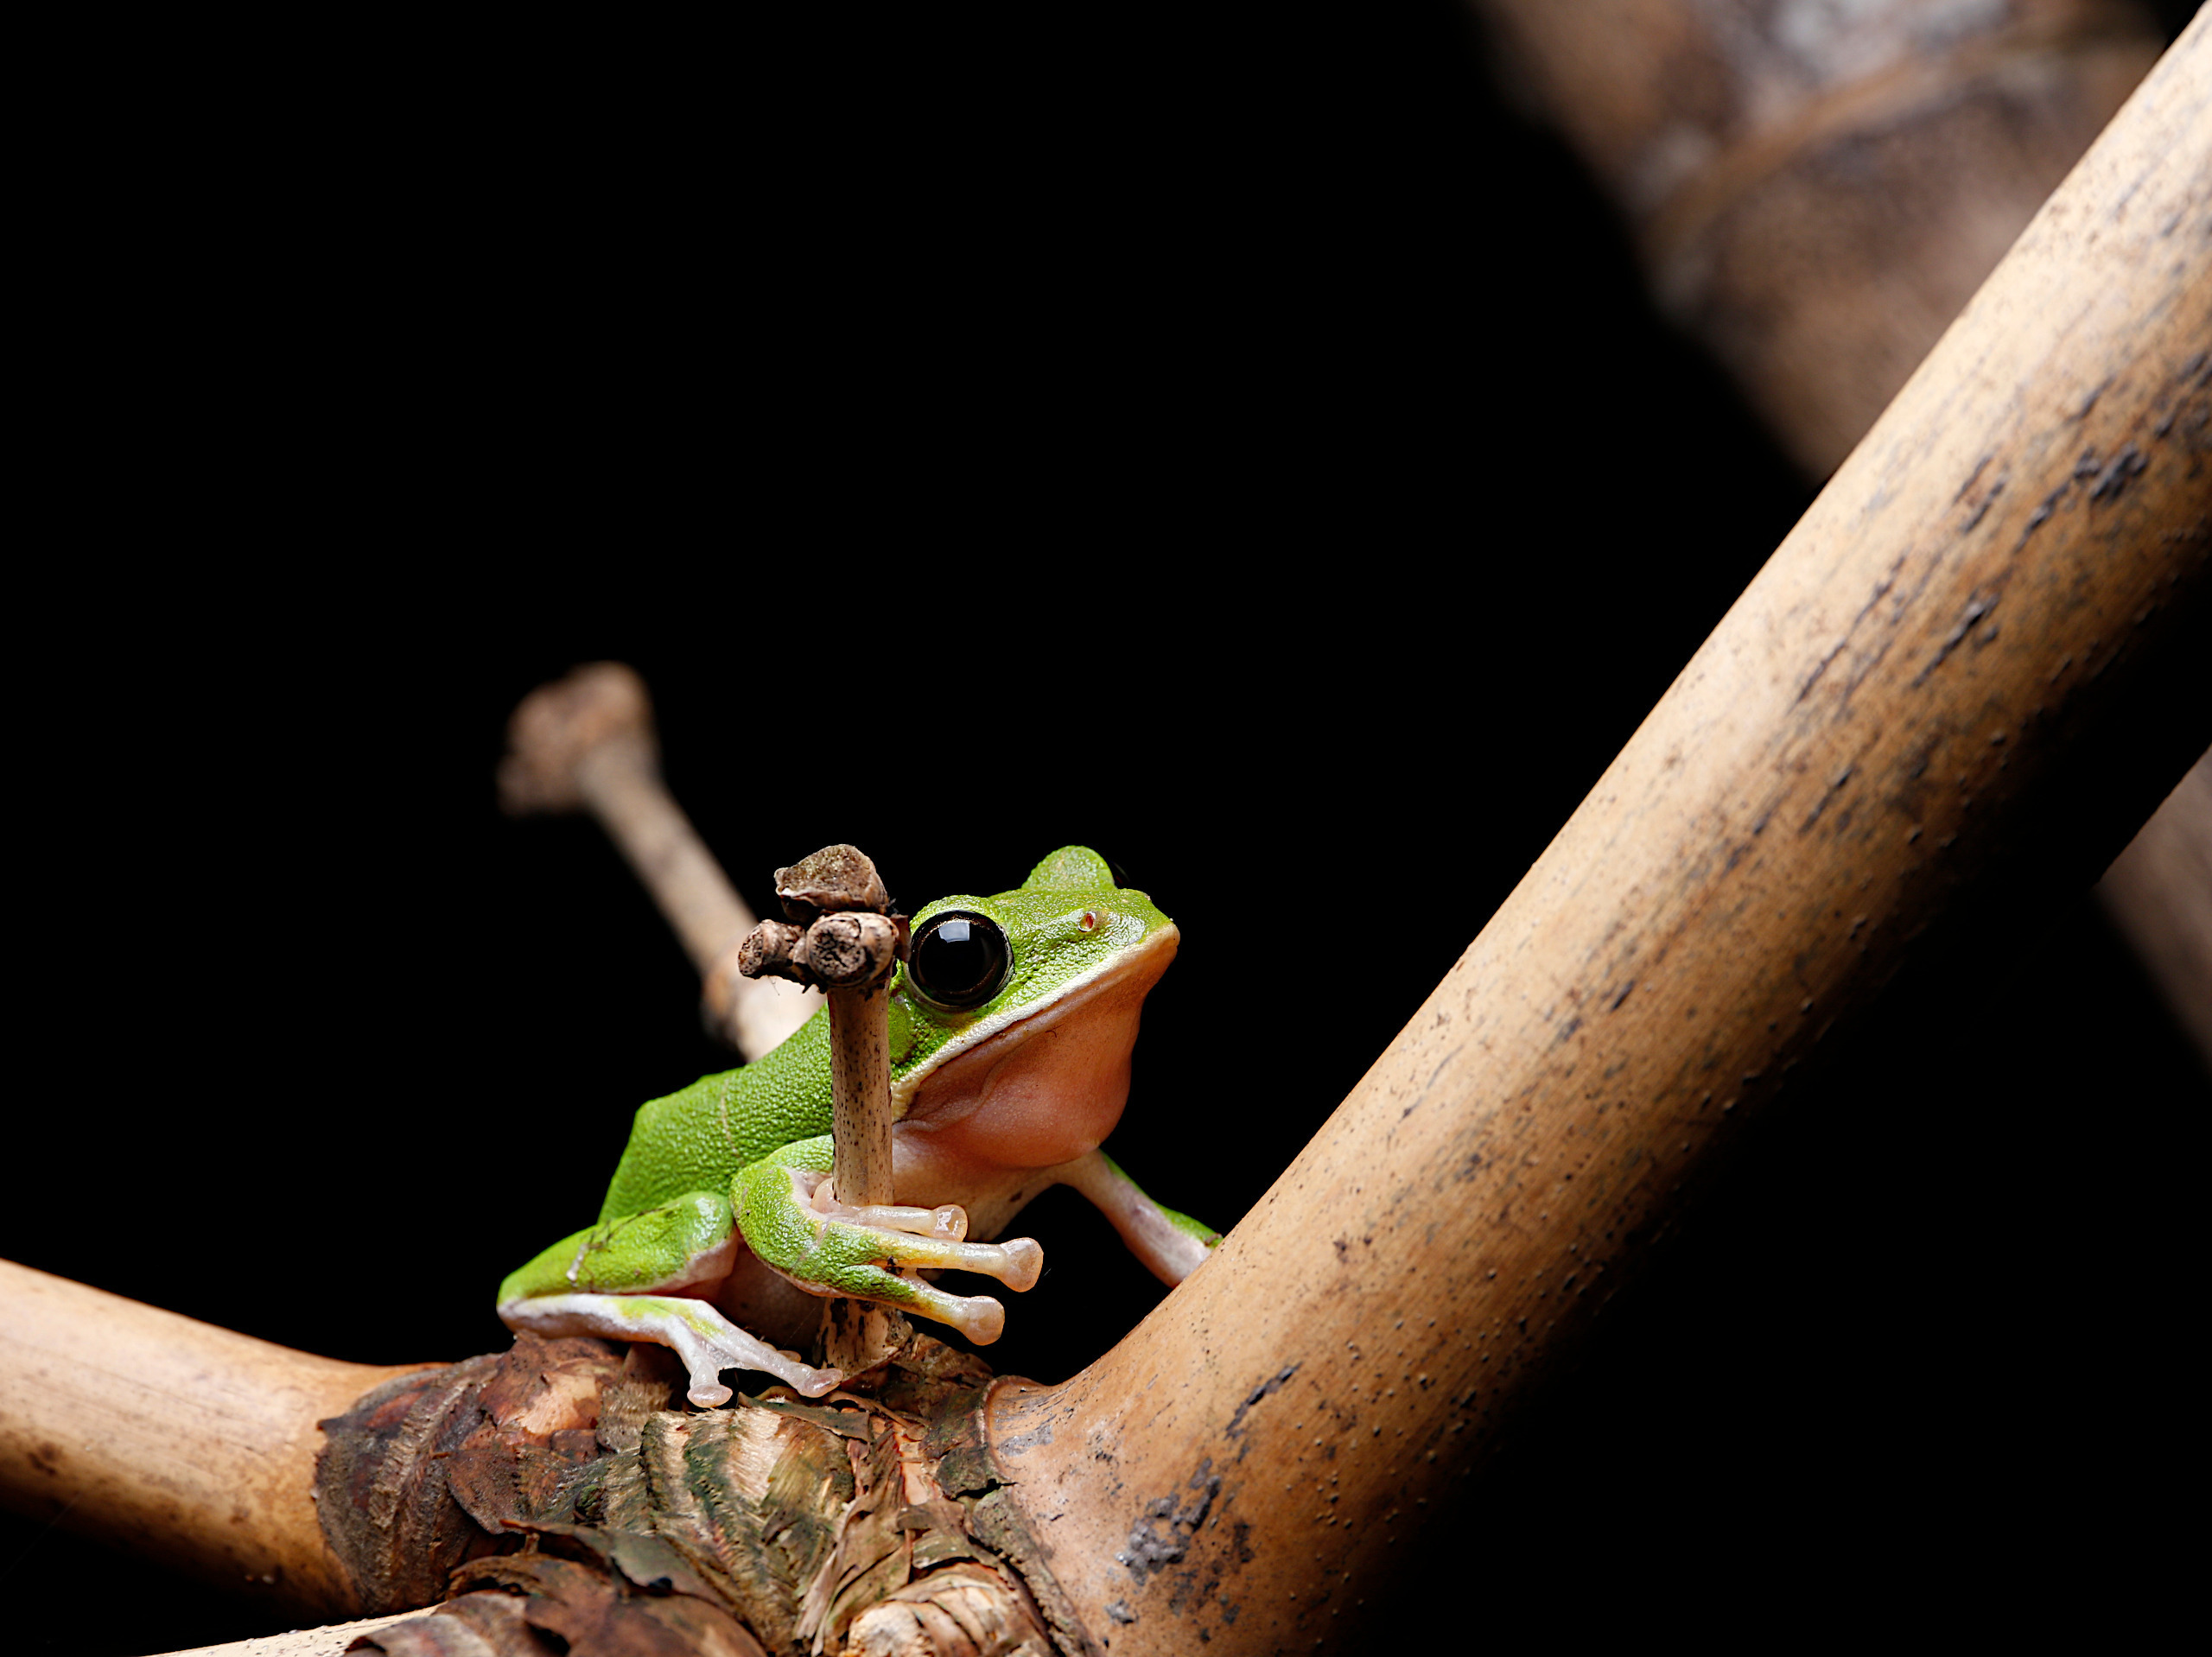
xmin=6 ymin=3 xmax=2205 ymax=1650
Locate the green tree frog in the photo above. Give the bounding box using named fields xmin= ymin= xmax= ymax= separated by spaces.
xmin=499 ymin=847 xmax=1219 ymax=1405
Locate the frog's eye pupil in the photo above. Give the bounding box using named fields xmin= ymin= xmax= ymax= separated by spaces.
xmin=908 ymin=911 xmax=1009 ymax=1010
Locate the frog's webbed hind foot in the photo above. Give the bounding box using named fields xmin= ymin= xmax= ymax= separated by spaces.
xmin=500 ymin=1291 xmax=842 ymax=1406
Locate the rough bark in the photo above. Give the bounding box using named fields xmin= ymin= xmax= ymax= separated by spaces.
xmin=316 ymin=1333 xmax=1071 ymax=1657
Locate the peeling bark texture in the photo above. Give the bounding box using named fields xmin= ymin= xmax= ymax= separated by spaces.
xmin=985 ymin=21 xmax=2209 ymax=1654
xmin=320 ymin=1333 xmax=1072 ymax=1657
xmin=1471 ymin=0 xmax=2167 ymax=478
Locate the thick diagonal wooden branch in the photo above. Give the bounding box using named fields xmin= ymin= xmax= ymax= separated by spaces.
xmin=986 ymin=22 xmax=2209 ymax=1652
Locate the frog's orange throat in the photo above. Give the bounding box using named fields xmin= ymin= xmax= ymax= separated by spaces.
xmin=891 ymin=923 xmax=1180 ymax=1123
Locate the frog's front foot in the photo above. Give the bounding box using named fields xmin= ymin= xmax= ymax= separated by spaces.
xmin=815 ymin=1178 xmax=971 ymax=1242
xmin=764 ymin=1170 xmax=1045 ymax=1344
xmin=801 ymin=1172 xmax=1045 ymax=1293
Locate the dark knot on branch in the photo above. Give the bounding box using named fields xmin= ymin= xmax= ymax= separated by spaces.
xmin=736 ymin=844 xmax=906 ymax=992
xmin=737 ymin=911 xmax=904 ymax=991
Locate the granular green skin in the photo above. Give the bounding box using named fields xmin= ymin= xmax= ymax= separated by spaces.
xmin=594 ymin=1018 xmax=841 ymax=1226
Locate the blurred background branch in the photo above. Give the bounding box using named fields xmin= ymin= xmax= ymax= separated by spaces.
xmin=1465 ymin=0 xmax=2209 ymax=1073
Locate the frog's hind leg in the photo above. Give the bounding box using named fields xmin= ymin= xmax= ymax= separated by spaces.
xmin=501 ymin=1292 xmax=839 ymax=1406
xmin=1053 ymin=1148 xmax=1222 ymax=1285
xmin=496 ymin=1190 xmax=842 ymax=1406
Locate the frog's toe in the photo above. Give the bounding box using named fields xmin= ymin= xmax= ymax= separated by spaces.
xmin=505 ymin=1291 xmax=842 ymax=1406
xmin=672 ymin=1319 xmax=843 ymax=1401
xmin=850 ymin=1202 xmax=969 ymax=1241
xmin=853 ymin=1227 xmax=1046 ymax=1292
xmin=928 ymin=1289 xmax=1006 ymax=1346
xmin=817 ymin=1182 xmax=969 ymax=1241
xmin=887 ymin=1272 xmax=1007 ymax=1343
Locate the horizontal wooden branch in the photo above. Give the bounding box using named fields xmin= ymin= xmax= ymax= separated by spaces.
xmin=0 ymin=1260 xmax=427 ymax=1617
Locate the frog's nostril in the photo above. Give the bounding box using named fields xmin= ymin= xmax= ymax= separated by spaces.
xmin=1078 ymin=911 xmax=1100 ymax=933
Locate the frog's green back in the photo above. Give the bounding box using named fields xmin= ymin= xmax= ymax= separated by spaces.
xmin=595 ymin=1012 xmax=836 ymax=1222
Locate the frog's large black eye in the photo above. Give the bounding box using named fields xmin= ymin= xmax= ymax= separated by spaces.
xmin=907 ymin=911 xmax=1010 ymax=1010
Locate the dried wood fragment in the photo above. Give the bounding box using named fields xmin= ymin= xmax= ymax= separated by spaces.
xmin=742 ymin=844 xmax=913 ymax=1382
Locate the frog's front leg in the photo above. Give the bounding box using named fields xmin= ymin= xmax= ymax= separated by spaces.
xmin=1054 ymin=1149 xmax=1222 ymax=1286
xmin=497 ymin=1190 xmax=842 ymax=1406
xmin=736 ymin=1140 xmax=1044 ymax=1345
